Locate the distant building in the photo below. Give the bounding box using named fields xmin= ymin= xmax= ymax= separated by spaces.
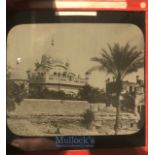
xmin=106 ymin=76 xmax=144 ymax=115
xmin=7 ymin=65 xmax=29 ymax=93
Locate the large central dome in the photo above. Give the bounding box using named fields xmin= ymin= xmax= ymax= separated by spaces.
xmin=41 ymin=46 xmax=68 ymax=68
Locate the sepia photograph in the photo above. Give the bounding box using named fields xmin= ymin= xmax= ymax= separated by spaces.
xmin=7 ymin=23 xmax=145 ymax=136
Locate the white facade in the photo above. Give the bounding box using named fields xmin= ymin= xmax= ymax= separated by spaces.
xmin=29 ymin=51 xmax=86 ymax=95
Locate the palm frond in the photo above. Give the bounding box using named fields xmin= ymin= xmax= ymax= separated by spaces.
xmin=90 ymin=43 xmax=144 ymax=81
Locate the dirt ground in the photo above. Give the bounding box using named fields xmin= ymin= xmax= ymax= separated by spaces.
xmin=7 ymin=99 xmax=139 ymax=136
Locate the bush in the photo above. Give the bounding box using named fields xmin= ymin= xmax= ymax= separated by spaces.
xmin=82 ymin=109 xmax=95 ymax=129
xmin=29 ymin=86 xmax=80 ymax=100
xmin=7 ymin=80 xmax=28 ymax=111
xmin=78 ymin=85 xmax=106 ymax=103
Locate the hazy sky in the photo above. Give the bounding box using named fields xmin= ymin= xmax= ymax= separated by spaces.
xmin=7 ymin=24 xmax=144 ymax=89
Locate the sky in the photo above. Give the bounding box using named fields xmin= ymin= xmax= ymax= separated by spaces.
xmin=7 ymin=23 xmax=144 ymax=89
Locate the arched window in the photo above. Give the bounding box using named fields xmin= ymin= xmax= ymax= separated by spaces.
xmin=58 ymin=72 xmax=61 ymax=77
xmin=63 ymin=72 xmax=66 ymax=77
xmin=69 ymin=75 xmax=72 ymax=81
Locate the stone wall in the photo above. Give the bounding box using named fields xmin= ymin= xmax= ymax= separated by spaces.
xmin=8 ymin=99 xmax=90 ymax=116
xmin=7 ymin=99 xmax=140 ymax=136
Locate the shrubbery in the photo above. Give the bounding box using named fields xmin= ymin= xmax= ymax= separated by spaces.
xmin=29 ymin=86 xmax=79 ymax=100
xmin=78 ymin=85 xmax=107 ymax=103
xmin=28 ymin=84 xmax=107 ymax=103
xmin=82 ymin=109 xmax=95 ymax=129
xmin=7 ymin=80 xmax=28 ymax=111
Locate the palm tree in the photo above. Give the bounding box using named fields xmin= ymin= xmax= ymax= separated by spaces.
xmin=90 ymin=43 xmax=144 ymax=135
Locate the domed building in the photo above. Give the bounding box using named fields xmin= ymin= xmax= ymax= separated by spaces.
xmin=7 ymin=64 xmax=29 ymax=94
xmin=28 ymin=43 xmax=86 ymax=96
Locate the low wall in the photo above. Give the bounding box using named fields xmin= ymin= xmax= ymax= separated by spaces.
xmin=8 ymin=99 xmax=90 ymax=116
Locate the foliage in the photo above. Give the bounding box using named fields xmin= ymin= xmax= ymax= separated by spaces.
xmin=91 ymin=43 xmax=144 ymax=88
xmin=28 ymin=84 xmax=44 ymax=99
xmin=29 ymin=84 xmax=107 ymax=103
xmin=90 ymin=43 xmax=144 ymax=134
xmin=121 ymin=93 xmax=135 ymax=113
xmin=82 ymin=109 xmax=95 ymax=129
xmin=29 ymin=87 xmax=79 ymax=100
xmin=78 ymin=85 xmax=106 ymax=103
xmin=7 ymin=80 xmax=28 ymax=111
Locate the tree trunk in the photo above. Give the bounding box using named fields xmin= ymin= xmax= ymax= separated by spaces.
xmin=114 ymin=93 xmax=121 ymax=135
